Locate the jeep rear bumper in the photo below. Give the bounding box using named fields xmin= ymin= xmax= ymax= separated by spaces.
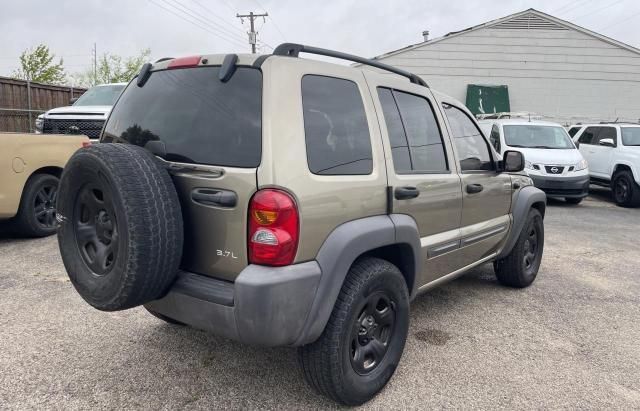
xmin=145 ymin=262 xmax=322 ymax=346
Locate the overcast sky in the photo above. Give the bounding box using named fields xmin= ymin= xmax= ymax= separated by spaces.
xmin=1 ymin=0 xmax=639 ymax=84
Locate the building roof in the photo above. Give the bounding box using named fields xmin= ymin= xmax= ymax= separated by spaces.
xmin=368 ymin=8 xmax=640 ymax=62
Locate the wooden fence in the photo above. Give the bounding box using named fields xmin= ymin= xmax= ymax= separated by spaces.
xmin=0 ymin=76 xmax=87 ymax=132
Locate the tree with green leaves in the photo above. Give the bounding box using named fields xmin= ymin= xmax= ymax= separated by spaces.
xmin=74 ymin=49 xmax=151 ymax=87
xmin=12 ymin=44 xmax=66 ymax=85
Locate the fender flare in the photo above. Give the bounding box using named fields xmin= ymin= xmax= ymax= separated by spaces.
xmin=293 ymin=214 xmax=421 ymax=345
xmin=498 ymin=185 xmax=546 ymax=259
xmin=613 ymin=162 xmax=640 ymax=184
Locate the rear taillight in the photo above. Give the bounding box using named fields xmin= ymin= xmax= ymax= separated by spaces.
xmin=248 ymin=189 xmax=299 ymax=266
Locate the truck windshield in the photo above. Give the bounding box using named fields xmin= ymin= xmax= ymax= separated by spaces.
xmin=503 ymin=125 xmax=575 ymax=149
xmin=102 ymin=66 xmax=262 ymax=167
xmin=621 ymin=127 xmax=640 ymax=146
xmin=74 ymin=84 xmax=125 ymax=106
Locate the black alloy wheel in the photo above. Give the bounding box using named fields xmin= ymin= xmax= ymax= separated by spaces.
xmin=614 ymin=177 xmax=630 ymax=204
xmin=34 ymin=183 xmax=58 ymax=229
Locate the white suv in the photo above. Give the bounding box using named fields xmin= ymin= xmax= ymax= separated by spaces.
xmin=571 ymin=123 xmax=640 ymax=207
xmin=479 ymin=119 xmax=589 ymax=204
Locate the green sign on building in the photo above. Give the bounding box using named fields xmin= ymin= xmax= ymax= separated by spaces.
xmin=466 ymin=84 xmax=510 ymax=116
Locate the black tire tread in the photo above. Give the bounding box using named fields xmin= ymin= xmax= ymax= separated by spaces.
xmin=298 ymin=257 xmax=405 ymax=405
xmin=58 ymin=143 xmax=183 ymax=311
xmin=13 ymin=173 xmax=59 ymax=237
xmin=494 ymin=208 xmax=543 ymax=288
xmin=612 ymin=170 xmax=640 ymax=207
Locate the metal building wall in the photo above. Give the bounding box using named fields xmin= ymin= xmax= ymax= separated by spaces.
xmin=373 ymin=17 xmax=640 ymax=125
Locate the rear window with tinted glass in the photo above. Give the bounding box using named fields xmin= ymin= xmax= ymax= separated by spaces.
xmin=102 ymin=66 xmax=262 ymax=167
xmin=302 ymin=75 xmax=373 ymax=175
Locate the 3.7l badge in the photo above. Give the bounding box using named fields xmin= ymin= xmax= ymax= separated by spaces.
xmin=217 ymin=249 xmax=238 ymax=259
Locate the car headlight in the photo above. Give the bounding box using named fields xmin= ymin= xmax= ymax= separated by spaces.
xmin=35 ymin=114 xmax=44 ymax=133
xmin=575 ymin=159 xmax=588 ymax=171
xmin=525 ymin=160 xmax=535 ymax=170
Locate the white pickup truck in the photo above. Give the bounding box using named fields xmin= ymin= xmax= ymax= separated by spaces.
xmin=571 ymin=123 xmax=640 ymax=207
xmin=35 ymin=83 xmax=126 ymax=140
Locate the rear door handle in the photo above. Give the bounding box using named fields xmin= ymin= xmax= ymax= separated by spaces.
xmin=394 ymin=186 xmax=420 ymax=200
xmin=191 ymin=188 xmax=237 ymax=208
xmin=466 ymin=183 xmax=484 ymax=194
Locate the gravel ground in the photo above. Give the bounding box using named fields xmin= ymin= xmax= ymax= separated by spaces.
xmin=1 ymin=186 xmax=639 ymax=410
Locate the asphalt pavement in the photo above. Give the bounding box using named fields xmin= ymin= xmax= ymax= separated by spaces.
xmin=1 ymin=186 xmax=639 ymax=409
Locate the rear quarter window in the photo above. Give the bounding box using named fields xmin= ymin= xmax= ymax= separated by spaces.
xmin=578 ymin=127 xmax=600 ymax=145
xmin=301 ymin=75 xmax=373 ymax=175
xmin=568 ymin=126 xmax=581 ymax=137
xmin=102 ymin=66 xmax=262 ymax=168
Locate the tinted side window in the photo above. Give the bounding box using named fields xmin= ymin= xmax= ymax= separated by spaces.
xmin=377 ymin=88 xmax=448 ymax=173
xmin=377 ymin=88 xmax=412 ymax=172
xmin=394 ymin=91 xmax=447 ymax=172
xmin=442 ymin=104 xmax=493 ymax=171
xmin=302 ymin=75 xmax=372 ymax=175
xmin=578 ymin=127 xmax=600 ymax=145
xmin=568 ymin=126 xmax=581 ymax=137
xmin=595 ymin=127 xmax=617 ymax=145
xmin=490 ymin=125 xmax=501 ymax=153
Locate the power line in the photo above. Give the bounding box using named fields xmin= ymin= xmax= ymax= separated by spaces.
xmin=160 ymin=0 xmax=248 ymax=45
xmin=258 ymin=40 xmax=274 ymax=50
xmin=249 ymin=0 xmax=287 ymax=41
xmin=187 ymin=0 xmax=246 ymax=37
xmin=149 ymin=0 xmax=246 ymax=48
xmin=551 ymin=0 xmax=593 ymax=14
xmin=218 ymin=0 xmax=237 ymax=15
xmin=151 ymin=0 xmax=245 ymax=47
xmin=598 ymin=8 xmax=640 ymax=30
xmin=236 ymin=12 xmax=269 ymax=54
xmin=570 ymin=0 xmax=625 ymax=21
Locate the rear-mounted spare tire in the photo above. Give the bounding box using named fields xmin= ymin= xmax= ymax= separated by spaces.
xmin=57 ymin=143 xmax=183 ymax=311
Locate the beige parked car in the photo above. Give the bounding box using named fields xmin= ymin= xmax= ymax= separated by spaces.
xmin=0 ymin=133 xmax=88 ymax=236
xmin=56 ymin=44 xmax=546 ymax=405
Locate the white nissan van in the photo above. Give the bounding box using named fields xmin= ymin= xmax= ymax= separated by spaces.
xmin=479 ymin=119 xmax=589 ymax=204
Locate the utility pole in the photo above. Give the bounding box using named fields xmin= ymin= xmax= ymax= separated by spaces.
xmin=92 ymin=43 xmax=97 ymax=86
xmin=236 ymin=11 xmax=268 ymax=54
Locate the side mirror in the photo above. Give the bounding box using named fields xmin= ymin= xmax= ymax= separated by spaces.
xmin=69 ymin=97 xmax=78 ymax=105
xmin=502 ymin=150 xmax=525 ymax=172
xmin=599 ymin=138 xmax=615 ymax=147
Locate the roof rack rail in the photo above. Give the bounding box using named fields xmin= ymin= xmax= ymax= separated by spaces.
xmin=272 ymin=43 xmax=428 ymax=88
